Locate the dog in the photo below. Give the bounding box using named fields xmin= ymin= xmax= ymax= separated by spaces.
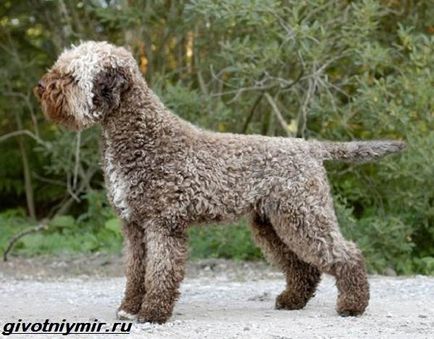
xmin=35 ymin=41 xmax=405 ymax=323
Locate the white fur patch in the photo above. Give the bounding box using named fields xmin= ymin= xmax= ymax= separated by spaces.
xmin=117 ymin=309 xmax=138 ymax=321
xmin=105 ymin=137 xmax=132 ymax=220
xmin=53 ymin=41 xmax=130 ymax=123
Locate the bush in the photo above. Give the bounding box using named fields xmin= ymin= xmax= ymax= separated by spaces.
xmin=188 ymin=220 xmax=262 ymax=260
xmin=0 ymin=1 xmax=433 ymax=274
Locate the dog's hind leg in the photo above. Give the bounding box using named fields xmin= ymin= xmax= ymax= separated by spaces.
xmin=117 ymin=221 xmax=147 ymax=320
xmin=137 ymin=222 xmax=188 ymax=324
xmin=267 ymin=174 xmax=370 ymax=316
xmin=250 ymin=213 xmax=321 ymax=310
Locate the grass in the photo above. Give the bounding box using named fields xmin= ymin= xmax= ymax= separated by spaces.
xmin=188 ymin=220 xmax=262 ymax=260
xmin=0 ymin=208 xmax=261 ymax=260
xmin=1 ymin=207 xmax=433 ymax=275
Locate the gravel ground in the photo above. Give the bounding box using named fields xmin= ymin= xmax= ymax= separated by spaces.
xmin=0 ymin=257 xmax=433 ymax=338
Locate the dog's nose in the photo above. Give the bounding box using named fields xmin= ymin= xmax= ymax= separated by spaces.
xmin=38 ymin=79 xmax=46 ymax=90
xmin=34 ymin=79 xmax=46 ymax=99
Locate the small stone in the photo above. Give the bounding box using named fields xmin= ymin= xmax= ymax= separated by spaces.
xmin=418 ymin=314 xmax=427 ymax=318
xmin=383 ymin=268 xmax=397 ymax=276
xmin=243 ymin=327 xmax=250 ymax=331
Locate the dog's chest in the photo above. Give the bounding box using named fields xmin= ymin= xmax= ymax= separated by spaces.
xmin=103 ymin=144 xmax=132 ymax=220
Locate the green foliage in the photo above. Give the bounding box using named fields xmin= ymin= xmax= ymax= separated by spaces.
xmin=335 ymin=197 xmax=416 ymax=274
xmin=0 ymin=192 xmax=123 ymax=256
xmin=188 ymin=220 xmax=262 ymax=260
xmin=0 ymin=207 xmax=260 ymax=261
xmin=0 ymin=0 xmax=433 ymax=274
xmin=155 ymin=82 xmax=235 ymax=131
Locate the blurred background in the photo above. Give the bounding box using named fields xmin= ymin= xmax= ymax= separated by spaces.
xmin=0 ymin=0 xmax=432 ymax=274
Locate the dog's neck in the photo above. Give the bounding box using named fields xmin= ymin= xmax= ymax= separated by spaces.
xmin=101 ymin=78 xmax=196 ymax=158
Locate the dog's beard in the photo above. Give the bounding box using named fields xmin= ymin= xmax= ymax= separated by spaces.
xmin=37 ymin=75 xmax=93 ymax=131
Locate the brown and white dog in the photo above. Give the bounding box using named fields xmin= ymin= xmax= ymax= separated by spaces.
xmin=35 ymin=41 xmax=405 ymax=323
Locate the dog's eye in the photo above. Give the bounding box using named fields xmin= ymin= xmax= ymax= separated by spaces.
xmin=101 ymin=86 xmax=111 ymax=97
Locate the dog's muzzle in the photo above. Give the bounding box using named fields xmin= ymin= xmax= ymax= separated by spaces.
xmin=34 ymin=79 xmax=46 ymax=100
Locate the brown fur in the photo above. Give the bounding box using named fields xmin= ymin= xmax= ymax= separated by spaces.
xmin=36 ymin=70 xmax=78 ymax=129
xmin=35 ymin=41 xmax=405 ymax=323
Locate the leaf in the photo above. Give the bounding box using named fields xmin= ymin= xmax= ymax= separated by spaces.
xmin=105 ymin=218 xmax=121 ymax=236
xmin=49 ymin=215 xmax=76 ymax=229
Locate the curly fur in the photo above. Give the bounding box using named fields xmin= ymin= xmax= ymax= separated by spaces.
xmin=35 ymin=41 xmax=405 ymax=323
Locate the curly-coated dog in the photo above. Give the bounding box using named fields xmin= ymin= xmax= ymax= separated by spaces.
xmin=35 ymin=41 xmax=405 ymax=324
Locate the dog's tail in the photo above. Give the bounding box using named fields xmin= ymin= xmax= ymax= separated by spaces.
xmin=317 ymin=140 xmax=406 ymax=163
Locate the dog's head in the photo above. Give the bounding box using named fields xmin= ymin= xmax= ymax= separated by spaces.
xmin=34 ymin=41 xmax=136 ymax=130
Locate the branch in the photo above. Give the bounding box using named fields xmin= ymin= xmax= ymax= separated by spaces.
xmin=264 ymin=93 xmax=292 ymax=137
xmin=3 ymin=165 xmax=98 ymax=261
xmin=297 ymin=77 xmax=315 ymax=139
xmin=72 ymin=132 xmax=81 ymax=190
xmin=32 ymin=172 xmax=66 ymax=187
xmin=211 ymin=83 xmax=277 ymax=99
xmin=241 ymin=92 xmax=264 ymax=133
xmin=0 ymin=130 xmax=50 ymax=148
xmin=3 ymin=223 xmax=48 ymax=262
xmin=280 ymin=68 xmax=304 ymax=90
xmin=52 ymin=167 xmax=98 ymax=218
xmin=4 ymin=91 xmax=40 ymax=137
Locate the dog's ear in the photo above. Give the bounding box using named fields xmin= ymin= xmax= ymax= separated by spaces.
xmin=92 ymin=67 xmax=131 ymax=113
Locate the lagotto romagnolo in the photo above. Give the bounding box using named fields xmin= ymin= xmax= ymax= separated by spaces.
xmin=35 ymin=41 xmax=405 ymax=323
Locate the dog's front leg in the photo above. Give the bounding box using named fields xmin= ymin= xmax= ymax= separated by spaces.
xmin=117 ymin=221 xmax=147 ymax=321
xmin=137 ymin=224 xmax=187 ymax=324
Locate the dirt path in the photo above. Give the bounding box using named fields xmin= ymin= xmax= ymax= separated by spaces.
xmin=0 ymin=257 xmax=433 ymax=338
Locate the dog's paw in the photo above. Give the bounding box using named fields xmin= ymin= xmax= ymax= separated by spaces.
xmin=137 ymin=304 xmax=171 ymax=324
xmin=336 ymin=295 xmax=368 ymax=317
xmin=116 ymin=309 xmax=138 ymax=321
xmin=336 ymin=303 xmax=366 ymax=317
xmin=275 ymin=291 xmax=308 ymax=310
xmin=337 ymin=308 xmax=363 ymax=317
